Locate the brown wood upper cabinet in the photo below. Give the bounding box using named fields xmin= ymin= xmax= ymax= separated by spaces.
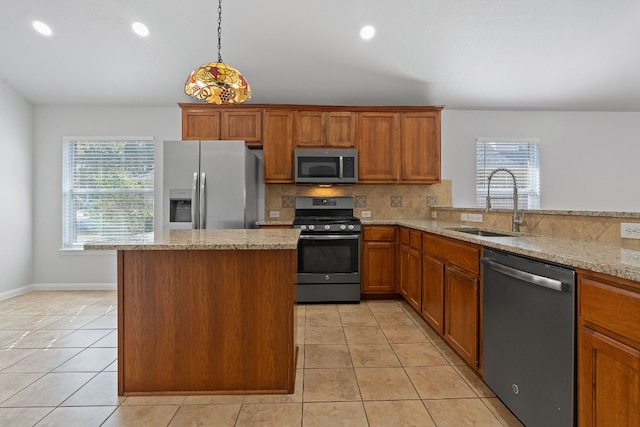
xmin=221 ymin=110 xmax=262 ymax=147
xmin=263 ymin=110 xmax=295 ymax=183
xmin=357 ymin=109 xmax=442 ymax=183
xmin=400 ymin=111 xmax=441 ymax=183
xmin=179 ymin=104 xmax=443 ymax=184
xmin=180 ymin=104 xmax=262 ymax=148
xmin=357 ymin=112 xmax=399 ymax=182
xmin=295 ymin=111 xmax=356 ymax=148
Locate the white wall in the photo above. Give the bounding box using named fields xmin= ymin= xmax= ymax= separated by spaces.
xmin=30 ymin=106 xmax=640 ymax=286
xmin=33 ymin=106 xmax=181 ymax=286
xmin=441 ymin=110 xmax=640 ymax=211
xmin=0 ymin=82 xmax=33 ymax=297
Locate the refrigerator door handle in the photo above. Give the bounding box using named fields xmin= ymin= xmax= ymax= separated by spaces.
xmin=200 ymin=172 xmax=206 ymax=229
xmin=191 ymin=172 xmax=199 ymax=229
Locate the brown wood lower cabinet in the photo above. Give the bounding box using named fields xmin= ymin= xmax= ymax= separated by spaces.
xmin=443 ymin=265 xmax=479 ymax=366
xmin=361 ymin=226 xmax=396 ymax=295
xmin=577 ymin=270 xmax=640 ymax=426
xmin=398 ymin=228 xmax=421 ymax=311
xmin=421 ymin=253 xmax=445 ymax=334
xmin=117 ymin=248 xmax=297 ymax=395
xmin=419 ymin=232 xmax=481 ymax=370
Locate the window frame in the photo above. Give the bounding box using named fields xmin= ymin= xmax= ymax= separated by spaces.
xmin=476 ymin=138 xmax=540 ymax=210
xmin=61 ymin=136 xmax=155 ymax=250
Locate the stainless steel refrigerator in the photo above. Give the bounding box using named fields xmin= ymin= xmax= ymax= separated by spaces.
xmin=161 ymin=140 xmax=260 ymax=230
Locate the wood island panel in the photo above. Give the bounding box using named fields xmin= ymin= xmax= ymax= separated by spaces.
xmin=117 ymin=248 xmax=296 ymax=395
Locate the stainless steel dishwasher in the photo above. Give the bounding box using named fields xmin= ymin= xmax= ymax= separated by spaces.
xmin=481 ymin=247 xmax=575 ymax=427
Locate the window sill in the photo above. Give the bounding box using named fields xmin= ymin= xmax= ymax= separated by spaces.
xmin=59 ymin=248 xmax=116 ymax=256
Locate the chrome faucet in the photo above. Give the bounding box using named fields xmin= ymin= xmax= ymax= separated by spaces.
xmin=486 ymin=168 xmax=524 ymax=232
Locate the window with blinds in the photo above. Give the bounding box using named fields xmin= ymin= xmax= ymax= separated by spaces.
xmin=476 ymin=139 xmax=540 ymax=209
xmin=62 ymin=137 xmax=155 ymax=249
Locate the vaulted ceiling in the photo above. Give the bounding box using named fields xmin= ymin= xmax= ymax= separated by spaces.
xmin=2 ymin=0 xmax=640 ymax=110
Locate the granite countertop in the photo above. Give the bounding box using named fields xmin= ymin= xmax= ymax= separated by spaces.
xmin=376 ymin=219 xmax=640 ymax=283
xmin=84 ymin=229 xmax=301 ymax=251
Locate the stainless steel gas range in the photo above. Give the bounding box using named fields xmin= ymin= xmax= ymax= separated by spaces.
xmin=293 ymin=196 xmax=361 ymax=303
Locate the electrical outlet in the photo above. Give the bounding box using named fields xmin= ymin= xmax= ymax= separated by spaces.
xmin=621 ymin=223 xmax=640 ymax=239
xmin=269 ymin=211 xmax=280 ymax=218
xmin=461 ymin=213 xmax=469 ymax=221
xmin=431 ymin=211 xmax=437 ymax=219
xmin=361 ymin=211 xmax=372 ymax=218
xmin=468 ymin=213 xmax=483 ymax=223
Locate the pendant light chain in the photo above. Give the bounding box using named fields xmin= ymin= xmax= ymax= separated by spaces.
xmin=217 ymin=0 xmax=223 ymax=63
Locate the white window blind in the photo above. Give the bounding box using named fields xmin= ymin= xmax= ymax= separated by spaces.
xmin=62 ymin=137 xmax=154 ymax=249
xmin=476 ymin=139 xmax=540 ymax=209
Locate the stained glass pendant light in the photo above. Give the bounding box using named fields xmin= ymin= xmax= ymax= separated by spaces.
xmin=184 ymin=0 xmax=251 ymax=104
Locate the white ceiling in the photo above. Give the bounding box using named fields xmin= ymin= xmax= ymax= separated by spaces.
xmin=2 ymin=0 xmax=640 ymax=110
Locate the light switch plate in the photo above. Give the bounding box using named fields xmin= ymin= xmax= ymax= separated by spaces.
xmin=361 ymin=211 xmax=372 ymax=218
xmin=269 ymin=211 xmax=280 ymax=218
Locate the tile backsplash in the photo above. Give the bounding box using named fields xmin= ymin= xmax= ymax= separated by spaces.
xmin=265 ymin=180 xmax=452 ymax=221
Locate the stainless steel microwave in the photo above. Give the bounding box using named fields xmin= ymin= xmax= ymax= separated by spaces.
xmin=294 ymin=149 xmax=358 ymax=184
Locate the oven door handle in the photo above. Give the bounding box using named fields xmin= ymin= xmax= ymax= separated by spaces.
xmin=299 ymin=234 xmax=360 ymax=240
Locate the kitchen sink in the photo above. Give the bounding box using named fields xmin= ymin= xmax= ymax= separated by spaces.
xmin=446 ymin=227 xmax=515 ymax=237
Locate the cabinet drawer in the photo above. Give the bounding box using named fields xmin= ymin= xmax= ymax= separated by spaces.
xmin=422 ymin=233 xmax=480 ymax=275
xmin=409 ymin=230 xmax=422 ymax=250
xmin=579 ymin=275 xmax=640 ymax=346
xmin=399 ymin=227 xmax=410 ymax=244
xmin=363 ymin=226 xmax=396 ymax=242
xmin=398 ymin=228 xmax=421 ymax=249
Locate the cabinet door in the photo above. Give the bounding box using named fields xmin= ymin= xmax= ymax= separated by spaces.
xmin=406 ymin=246 xmax=422 ymax=311
xmin=326 ymin=112 xmax=356 ymax=147
xmin=295 ymin=111 xmax=324 ymax=147
xmin=421 ymin=253 xmax=445 ymax=334
xmin=361 ymin=241 xmax=396 ymax=294
xmin=400 ymin=112 xmax=440 ymax=183
xmin=182 ymin=108 xmax=221 ymax=140
xmin=578 ymin=326 xmax=640 ymax=427
xmin=263 ymin=111 xmax=295 ymax=183
xmin=444 ymin=265 xmax=479 ymax=367
xmin=398 ymin=243 xmax=410 ymax=300
xmin=221 ymin=110 xmax=262 ymax=147
xmin=357 ymin=112 xmax=399 ymax=182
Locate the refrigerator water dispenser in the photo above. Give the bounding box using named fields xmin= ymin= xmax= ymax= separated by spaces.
xmin=169 ymin=189 xmax=192 ymax=223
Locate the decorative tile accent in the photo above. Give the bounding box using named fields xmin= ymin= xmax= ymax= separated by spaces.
xmin=355 ymin=196 xmax=367 ymax=208
xmin=426 ymin=196 xmax=438 ymax=207
xmin=282 ymin=196 xmax=294 ymax=208
xmin=391 ymin=196 xmax=402 ymax=208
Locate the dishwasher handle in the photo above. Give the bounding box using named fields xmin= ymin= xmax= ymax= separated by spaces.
xmin=481 ymin=257 xmax=566 ymax=292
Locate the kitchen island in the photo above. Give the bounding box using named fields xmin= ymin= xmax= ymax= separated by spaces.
xmin=86 ymin=229 xmax=300 ymax=396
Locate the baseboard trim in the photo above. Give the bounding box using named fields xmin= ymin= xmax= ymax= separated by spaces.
xmin=0 ymin=285 xmax=34 ymax=301
xmin=31 ymin=283 xmax=117 ymax=291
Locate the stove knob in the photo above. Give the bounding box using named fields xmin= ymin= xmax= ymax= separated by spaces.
xmin=300 ymin=225 xmax=307 ymax=231
xmin=324 ymin=224 xmax=331 ymax=230
xmin=308 ymin=225 xmax=315 ymax=231
xmin=340 ymin=224 xmax=347 ymax=230
xmin=347 ymin=224 xmax=354 ymax=230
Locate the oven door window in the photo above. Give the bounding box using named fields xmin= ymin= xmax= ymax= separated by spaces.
xmin=297 ymin=157 xmax=339 ymax=178
xmin=298 ymin=236 xmax=359 ymax=274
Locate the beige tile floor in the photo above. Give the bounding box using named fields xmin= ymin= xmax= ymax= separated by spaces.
xmin=0 ymin=290 xmax=524 ymax=426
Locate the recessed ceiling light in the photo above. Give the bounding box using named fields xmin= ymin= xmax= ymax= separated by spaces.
xmin=33 ymin=20 xmax=52 ymax=36
xmin=132 ymin=21 xmax=149 ymax=37
xmin=360 ymin=25 xmax=375 ymax=40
